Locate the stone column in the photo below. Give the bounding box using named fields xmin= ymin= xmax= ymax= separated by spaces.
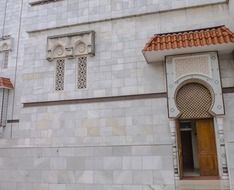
xmin=216 ymin=116 xmax=229 ymax=179
xmin=169 ymin=119 xmax=180 ymax=179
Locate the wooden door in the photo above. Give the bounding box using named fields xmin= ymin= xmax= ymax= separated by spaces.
xmin=176 ymin=120 xmax=183 ymax=179
xmin=196 ymin=119 xmax=218 ymax=176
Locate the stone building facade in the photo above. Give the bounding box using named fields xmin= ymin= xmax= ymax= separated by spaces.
xmin=0 ymin=0 xmax=234 ymax=189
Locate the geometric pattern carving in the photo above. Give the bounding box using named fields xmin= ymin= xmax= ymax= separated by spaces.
xmin=176 ymin=83 xmax=213 ymax=119
xmin=166 ymin=52 xmax=224 ymax=118
xmin=55 ymin=59 xmax=65 ymax=91
xmin=47 ymin=31 xmax=95 ymax=62
xmin=0 ymin=37 xmax=12 ymax=70
xmin=77 ymin=57 xmax=87 ymax=89
xmin=2 ymin=51 xmax=9 ymax=69
xmin=0 ymin=37 xmax=12 ymax=52
xmin=175 ymin=55 xmax=211 ymax=80
xmin=0 ymin=89 xmax=9 ymax=127
xmin=53 ymin=45 xmax=64 ymax=57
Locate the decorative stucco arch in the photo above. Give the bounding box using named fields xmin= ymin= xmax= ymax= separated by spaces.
xmin=166 ymin=52 xmax=224 ymax=118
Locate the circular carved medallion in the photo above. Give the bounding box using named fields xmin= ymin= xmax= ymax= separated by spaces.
xmin=76 ymin=42 xmax=86 ymax=54
xmin=2 ymin=43 xmax=8 ymax=51
xmin=53 ymin=45 xmax=64 ymax=56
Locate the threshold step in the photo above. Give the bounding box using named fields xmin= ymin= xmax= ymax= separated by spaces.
xmin=176 ymin=180 xmax=230 ymax=190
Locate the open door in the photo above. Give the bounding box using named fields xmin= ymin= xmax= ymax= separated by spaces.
xmin=196 ymin=119 xmax=218 ymax=176
xmin=176 ymin=120 xmax=183 ymax=179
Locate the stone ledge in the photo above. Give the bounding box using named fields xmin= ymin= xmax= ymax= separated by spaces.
xmin=23 ymin=92 xmax=167 ymax=108
xmin=29 ymin=0 xmax=63 ymax=6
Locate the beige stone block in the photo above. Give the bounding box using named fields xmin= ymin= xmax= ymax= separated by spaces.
xmin=36 ymin=120 xmax=50 ymax=129
xmin=87 ymin=127 xmax=100 ymax=136
xmin=112 ymin=126 xmax=126 ymax=136
xmin=22 ymin=73 xmax=41 ymax=80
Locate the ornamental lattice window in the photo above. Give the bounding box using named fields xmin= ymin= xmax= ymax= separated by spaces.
xmin=55 ymin=59 xmax=65 ymax=91
xmin=77 ymin=56 xmax=87 ymax=89
xmin=3 ymin=51 xmax=9 ymax=69
xmin=0 ymin=77 xmax=13 ymax=127
xmin=0 ymin=51 xmax=9 ymax=69
xmin=0 ymin=89 xmax=9 ymax=127
xmin=176 ymin=83 xmax=213 ymax=119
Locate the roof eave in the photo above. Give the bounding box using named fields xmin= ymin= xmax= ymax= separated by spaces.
xmin=143 ymin=43 xmax=234 ymax=63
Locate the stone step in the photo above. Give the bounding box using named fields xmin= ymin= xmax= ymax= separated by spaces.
xmin=176 ymin=180 xmax=230 ymax=190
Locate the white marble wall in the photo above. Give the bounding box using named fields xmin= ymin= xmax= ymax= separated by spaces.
xmin=0 ymin=145 xmax=174 ymax=190
xmin=0 ymin=0 xmax=234 ymax=189
xmin=24 ymin=0 xmax=228 ymax=32
xmin=2 ymin=98 xmax=174 ymax=190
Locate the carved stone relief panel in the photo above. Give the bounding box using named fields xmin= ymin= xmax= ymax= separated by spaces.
xmin=0 ymin=37 xmax=13 ymax=69
xmin=0 ymin=37 xmax=13 ymax=52
xmin=47 ymin=31 xmax=95 ymax=62
xmin=166 ymin=52 xmax=224 ymax=118
xmin=174 ymin=55 xmax=212 ymax=80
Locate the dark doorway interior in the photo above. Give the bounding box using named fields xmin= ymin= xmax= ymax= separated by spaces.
xmin=180 ymin=121 xmax=200 ymax=177
xmin=181 ymin=130 xmax=194 ymax=170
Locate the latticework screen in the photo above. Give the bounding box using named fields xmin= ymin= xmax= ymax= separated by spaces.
xmin=55 ymin=59 xmax=65 ymax=91
xmin=176 ymin=83 xmax=212 ymax=119
xmin=0 ymin=89 xmax=9 ymax=127
xmin=77 ymin=56 xmax=87 ymax=89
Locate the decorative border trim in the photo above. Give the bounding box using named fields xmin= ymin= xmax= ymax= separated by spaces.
xmin=7 ymin=119 xmax=19 ymax=123
xmin=23 ymin=92 xmax=167 ymax=108
xmin=29 ymin=0 xmax=63 ymax=6
xmin=47 ymin=31 xmax=95 ymax=40
xmin=22 ymin=87 xmax=234 ymax=108
xmin=222 ymin=87 xmax=234 ymax=93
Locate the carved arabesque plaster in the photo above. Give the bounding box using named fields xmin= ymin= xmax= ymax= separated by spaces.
xmin=166 ymin=52 xmax=224 ymax=118
xmin=0 ymin=37 xmax=13 ymax=52
xmin=47 ymin=31 xmax=95 ymax=62
xmin=0 ymin=37 xmax=13 ymax=69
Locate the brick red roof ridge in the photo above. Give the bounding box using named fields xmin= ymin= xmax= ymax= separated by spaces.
xmin=153 ymin=25 xmax=226 ymax=36
xmin=143 ymin=26 xmax=234 ymax=51
xmin=0 ymin=77 xmax=13 ymax=89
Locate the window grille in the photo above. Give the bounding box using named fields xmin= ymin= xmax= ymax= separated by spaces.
xmin=3 ymin=51 xmax=9 ymax=69
xmin=0 ymin=51 xmax=9 ymax=69
xmin=0 ymin=89 xmax=9 ymax=127
xmin=176 ymin=83 xmax=213 ymax=119
xmin=77 ymin=56 xmax=87 ymax=89
xmin=55 ymin=59 xmax=65 ymax=91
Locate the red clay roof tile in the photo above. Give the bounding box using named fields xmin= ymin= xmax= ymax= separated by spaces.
xmin=143 ymin=26 xmax=234 ymax=51
xmin=0 ymin=77 xmax=13 ymax=89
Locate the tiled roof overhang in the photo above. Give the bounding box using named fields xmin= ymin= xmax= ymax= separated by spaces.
xmin=143 ymin=25 xmax=234 ymax=63
xmin=0 ymin=77 xmax=13 ymax=89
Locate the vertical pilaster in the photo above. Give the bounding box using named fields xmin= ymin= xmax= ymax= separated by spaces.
xmin=169 ymin=119 xmax=179 ymax=179
xmin=216 ymin=116 xmax=229 ymax=179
